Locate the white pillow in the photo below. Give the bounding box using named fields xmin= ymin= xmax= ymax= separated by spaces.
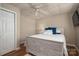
xmin=56 ymin=28 xmax=61 ymax=33
xmin=42 ymin=30 xmax=53 ymax=35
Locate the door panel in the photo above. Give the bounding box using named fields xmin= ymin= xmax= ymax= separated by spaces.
xmin=0 ymin=9 xmax=15 ymax=55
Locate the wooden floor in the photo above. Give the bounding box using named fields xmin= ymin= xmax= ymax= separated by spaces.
xmin=3 ymin=44 xmax=27 ymax=56
xmin=3 ymin=44 xmax=79 ymax=56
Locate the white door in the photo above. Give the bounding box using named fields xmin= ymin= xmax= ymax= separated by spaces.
xmin=0 ymin=9 xmax=15 ymax=55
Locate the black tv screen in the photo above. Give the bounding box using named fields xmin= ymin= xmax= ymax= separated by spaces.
xmin=72 ymin=10 xmax=79 ymax=26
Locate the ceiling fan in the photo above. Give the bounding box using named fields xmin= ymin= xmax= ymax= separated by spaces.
xmin=29 ymin=3 xmax=48 ymax=16
xmin=33 ymin=5 xmax=40 ymax=16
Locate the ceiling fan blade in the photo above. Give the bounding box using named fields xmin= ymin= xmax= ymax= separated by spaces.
xmin=28 ymin=3 xmax=49 ymax=16
xmin=39 ymin=9 xmax=49 ymax=15
xmin=35 ymin=8 xmax=40 ymax=16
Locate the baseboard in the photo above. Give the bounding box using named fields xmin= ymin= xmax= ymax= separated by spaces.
xmin=0 ymin=47 xmax=20 ymax=56
xmin=67 ymin=43 xmax=76 ymax=47
xmin=15 ymin=47 xmax=20 ymax=51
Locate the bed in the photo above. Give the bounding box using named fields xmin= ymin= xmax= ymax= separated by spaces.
xmin=25 ymin=27 xmax=68 ymax=56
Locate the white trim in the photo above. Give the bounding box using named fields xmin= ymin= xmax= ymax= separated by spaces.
xmin=0 ymin=47 xmax=20 ymax=56
xmin=15 ymin=47 xmax=20 ymax=51
xmin=0 ymin=7 xmax=18 ymax=55
xmin=67 ymin=43 xmax=76 ymax=47
xmin=0 ymin=7 xmax=16 ymax=14
xmin=0 ymin=49 xmax=15 ymax=56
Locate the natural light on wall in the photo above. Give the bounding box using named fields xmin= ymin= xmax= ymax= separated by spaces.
xmin=37 ymin=24 xmax=46 ymax=33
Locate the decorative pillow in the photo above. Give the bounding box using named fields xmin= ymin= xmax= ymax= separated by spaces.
xmin=56 ymin=28 xmax=61 ymax=34
xmin=44 ymin=27 xmax=61 ymax=34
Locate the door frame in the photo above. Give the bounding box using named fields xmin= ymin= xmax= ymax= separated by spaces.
xmin=0 ymin=7 xmax=17 ymax=54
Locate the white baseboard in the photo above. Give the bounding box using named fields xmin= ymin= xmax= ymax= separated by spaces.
xmin=0 ymin=47 xmax=20 ymax=56
xmin=15 ymin=47 xmax=20 ymax=51
xmin=67 ymin=43 xmax=76 ymax=47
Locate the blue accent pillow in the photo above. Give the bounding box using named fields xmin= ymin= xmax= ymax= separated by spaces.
xmin=51 ymin=27 xmax=56 ymax=34
xmin=45 ymin=27 xmax=56 ymax=34
xmin=45 ymin=27 xmax=61 ymax=34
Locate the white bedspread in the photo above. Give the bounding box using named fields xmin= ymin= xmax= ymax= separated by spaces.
xmin=26 ymin=34 xmax=68 ymax=56
xmin=30 ymin=34 xmax=65 ymax=43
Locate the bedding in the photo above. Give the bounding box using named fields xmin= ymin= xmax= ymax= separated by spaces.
xmin=45 ymin=27 xmax=61 ymax=34
xmin=42 ymin=30 xmax=53 ymax=35
xmin=30 ymin=34 xmax=64 ymax=42
xmin=26 ymin=34 xmax=68 ymax=56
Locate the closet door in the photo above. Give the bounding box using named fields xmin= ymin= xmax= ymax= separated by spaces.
xmin=0 ymin=9 xmax=15 ymax=55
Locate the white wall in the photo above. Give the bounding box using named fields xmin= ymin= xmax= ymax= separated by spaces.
xmin=74 ymin=8 xmax=79 ymax=48
xmin=0 ymin=4 xmax=20 ymax=47
xmin=36 ymin=13 xmax=76 ymax=44
xmin=75 ymin=27 xmax=79 ymax=48
xmin=20 ymin=11 xmax=36 ymax=43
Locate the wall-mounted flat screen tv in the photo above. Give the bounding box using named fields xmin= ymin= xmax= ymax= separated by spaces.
xmin=72 ymin=9 xmax=79 ymax=26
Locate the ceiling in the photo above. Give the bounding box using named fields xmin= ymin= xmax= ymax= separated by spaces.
xmin=11 ymin=3 xmax=79 ymax=18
